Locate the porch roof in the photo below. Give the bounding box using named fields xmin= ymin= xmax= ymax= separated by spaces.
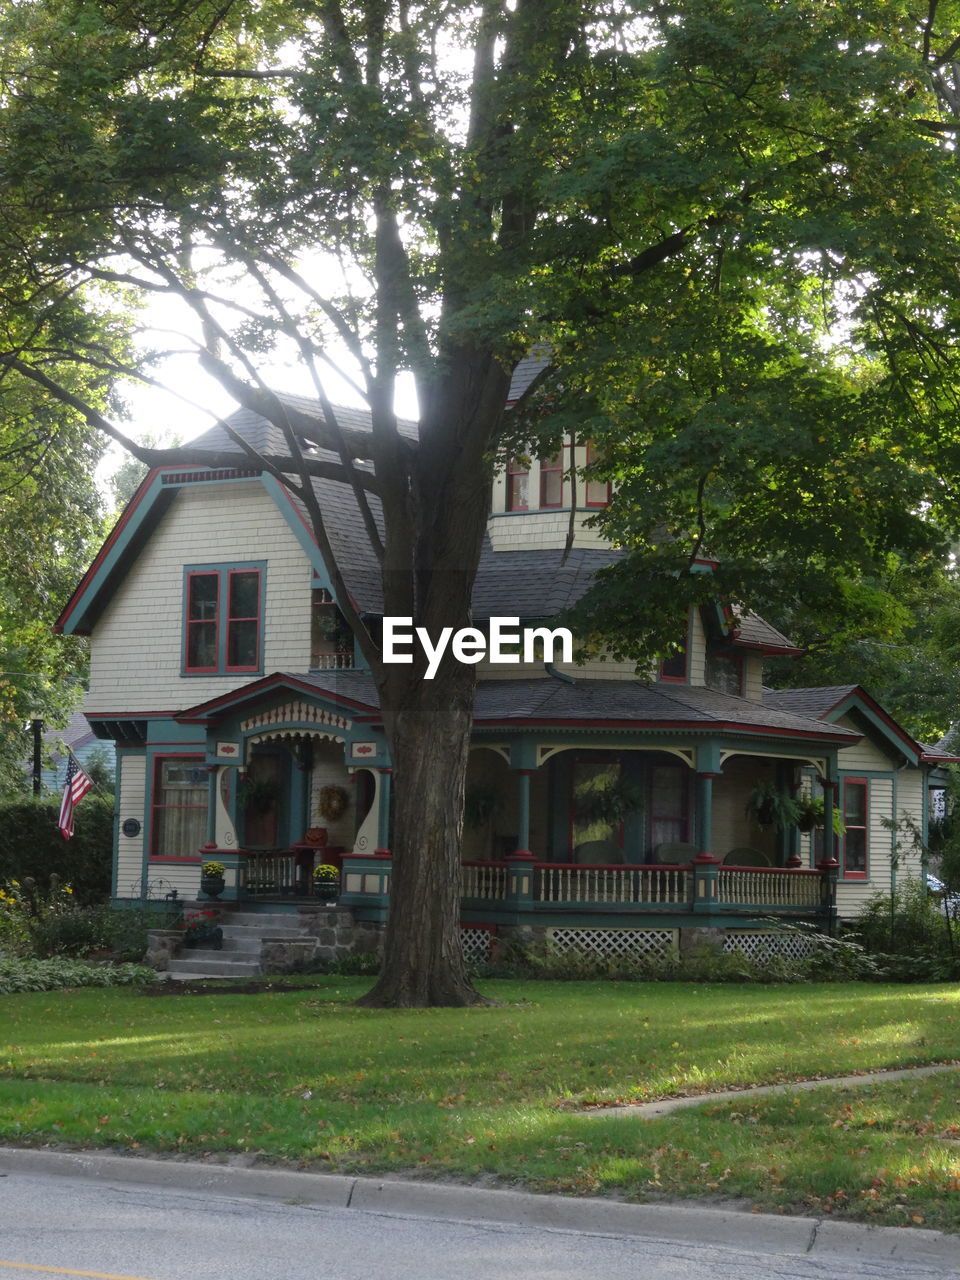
xmin=763 ymin=684 xmax=925 ymax=767
xmin=470 ymin=678 xmax=861 ymax=742
xmin=177 ymin=669 xmax=858 ymax=746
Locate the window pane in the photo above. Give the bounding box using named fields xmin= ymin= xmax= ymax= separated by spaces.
xmin=228 ymin=619 xmax=258 ymax=668
xmin=706 ymin=653 xmax=742 ymax=695
xmin=845 ymin=829 xmax=866 ymax=874
xmin=229 ymin=570 xmax=259 ymax=619
xmin=540 ymin=467 xmax=562 ymax=507
xmin=154 ymin=761 xmax=208 ymax=858
xmin=188 ymin=574 xmax=218 ymax=620
xmin=187 ymin=621 xmax=217 ymax=669
xmin=844 ymin=783 xmax=866 ymax=825
xmin=508 ymin=471 xmax=528 ymax=511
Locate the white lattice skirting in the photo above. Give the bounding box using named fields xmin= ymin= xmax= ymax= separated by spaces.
xmin=460 ymin=927 xmax=494 ymax=965
xmin=547 ymin=927 xmax=677 ymax=961
xmin=722 ymin=931 xmax=817 ymax=962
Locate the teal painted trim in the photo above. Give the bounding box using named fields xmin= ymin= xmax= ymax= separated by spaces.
xmin=509 ymin=738 xmax=537 ymax=771
xmin=60 ymin=472 xmax=174 ymax=635
xmin=837 ymin=769 xmax=896 ymax=781
xmin=826 ymin=696 xmax=921 ymax=768
xmin=145 ymin=718 xmax=207 ymax=745
xmin=261 ymin=473 xmax=331 ymax=585
xmin=181 ymin=561 xmax=267 ymax=677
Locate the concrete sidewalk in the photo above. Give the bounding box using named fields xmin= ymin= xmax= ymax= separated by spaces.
xmin=586 ymin=1060 xmax=960 ymax=1120
xmin=0 ymin=1145 xmax=957 ymax=1273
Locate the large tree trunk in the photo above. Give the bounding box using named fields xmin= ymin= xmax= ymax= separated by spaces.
xmin=356 ymin=660 xmax=491 ymax=1007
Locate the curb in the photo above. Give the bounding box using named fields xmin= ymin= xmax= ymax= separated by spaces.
xmin=0 ymin=1146 xmax=957 ymax=1271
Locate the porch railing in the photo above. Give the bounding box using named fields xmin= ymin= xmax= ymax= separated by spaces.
xmin=461 ymin=861 xmax=509 ymax=900
xmin=241 ymin=851 xmax=299 ymax=896
xmin=535 ymin=863 xmax=689 ymax=905
xmin=718 ymin=866 xmax=821 ymax=908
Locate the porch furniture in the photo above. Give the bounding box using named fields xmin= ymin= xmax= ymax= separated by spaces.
xmin=722 ymin=847 xmax=771 ymax=867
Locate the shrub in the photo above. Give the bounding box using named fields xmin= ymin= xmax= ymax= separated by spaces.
xmin=0 ymin=957 xmax=157 ymax=994
xmin=0 ymin=795 xmax=112 ymax=904
xmin=850 ymin=879 xmax=950 ymax=956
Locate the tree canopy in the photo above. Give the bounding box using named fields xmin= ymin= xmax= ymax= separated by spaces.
xmin=4 ymin=0 xmax=960 ymax=1000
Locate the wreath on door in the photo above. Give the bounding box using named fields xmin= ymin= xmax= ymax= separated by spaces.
xmin=317 ymin=785 xmax=348 ymax=822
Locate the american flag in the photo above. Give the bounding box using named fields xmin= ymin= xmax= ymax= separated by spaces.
xmin=58 ymin=755 xmax=93 ymax=840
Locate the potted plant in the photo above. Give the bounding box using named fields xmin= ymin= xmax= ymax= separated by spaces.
xmin=200 ymin=860 xmax=226 ymax=899
xmin=178 ymin=909 xmax=223 ymax=949
xmin=239 ymin=774 xmax=279 ymax=815
xmin=313 ymin=863 xmax=339 ymax=902
xmin=795 ymin=795 xmax=846 ymax=836
xmin=745 ymin=781 xmax=801 ymax=830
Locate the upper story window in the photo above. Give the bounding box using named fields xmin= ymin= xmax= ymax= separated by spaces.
xmin=506 ymin=457 xmax=529 ymax=511
xmin=184 ymin=564 xmax=264 ymax=675
xmin=539 ymin=451 xmax=564 ymax=508
xmin=584 ymin=441 xmax=611 ymax=508
xmin=659 ymin=637 xmax=688 ymax=683
xmin=705 ymin=651 xmax=744 ymax=696
xmin=310 ymin=588 xmax=354 ymax=669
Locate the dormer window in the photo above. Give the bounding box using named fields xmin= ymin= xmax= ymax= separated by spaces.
xmin=311 ymin=589 xmax=354 ymax=669
xmin=539 ymin=451 xmax=563 ymax=508
xmin=659 ymin=638 xmax=688 ymax=683
xmin=584 ymin=441 xmax=611 ymax=507
xmin=506 ymin=457 xmax=529 ymax=511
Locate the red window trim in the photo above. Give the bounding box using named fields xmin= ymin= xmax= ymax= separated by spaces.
xmin=225 ymin=568 xmax=262 ymax=673
xmin=842 ymin=777 xmax=868 ymax=879
xmin=659 ymin=637 xmax=688 ymax=684
xmin=584 ymin=441 xmax=611 ymax=508
xmin=185 ymin=571 xmax=220 ymax=674
xmin=539 ymin=449 xmax=564 ymax=509
xmin=149 ymin=753 xmax=208 ymax=862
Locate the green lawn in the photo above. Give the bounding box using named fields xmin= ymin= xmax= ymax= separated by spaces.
xmin=1 ymin=978 xmax=958 ymax=1231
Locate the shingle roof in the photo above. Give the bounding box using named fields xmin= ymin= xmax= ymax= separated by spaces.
xmin=283 ymin=671 xmax=859 ymax=740
xmin=505 ymin=350 xmax=552 ymax=405
xmin=734 ymin=612 xmax=800 ymax=653
xmin=762 ymin=686 xmax=858 ymax=720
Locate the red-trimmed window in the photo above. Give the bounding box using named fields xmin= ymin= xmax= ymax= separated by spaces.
xmin=648 ymin=763 xmax=690 ymax=853
xmin=585 ymin=441 xmax=611 ymax=507
xmin=506 ymin=457 xmax=529 ymax=511
xmin=184 ymin=565 xmax=263 ymax=674
xmin=186 ymin=572 xmax=219 ymax=672
xmin=659 ymin=637 xmax=688 ymax=683
xmin=842 ymin=778 xmax=868 ymax=878
xmin=539 ymin=450 xmax=564 ymax=508
xmin=151 ymin=757 xmax=208 ymax=860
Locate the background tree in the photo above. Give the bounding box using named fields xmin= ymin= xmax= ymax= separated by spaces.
xmin=4 ymin=0 xmax=960 ymax=1003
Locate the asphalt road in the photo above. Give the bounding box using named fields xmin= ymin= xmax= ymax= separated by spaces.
xmin=0 ymin=1162 xmax=958 ymax=1280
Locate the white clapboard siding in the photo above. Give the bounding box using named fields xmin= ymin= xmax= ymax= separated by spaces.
xmin=742 ymin=656 xmax=764 ymax=702
xmin=115 ymin=753 xmax=146 ymax=900
xmin=835 ymin=774 xmax=895 ymax=917
xmin=86 ymin=481 xmax=312 ymax=713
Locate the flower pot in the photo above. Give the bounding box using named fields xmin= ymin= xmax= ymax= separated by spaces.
xmin=314 ymin=883 xmax=338 ymax=903
xmin=200 ymin=874 xmax=225 ymax=899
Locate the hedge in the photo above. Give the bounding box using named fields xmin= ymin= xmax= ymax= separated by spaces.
xmin=0 ymin=795 xmax=113 ymax=904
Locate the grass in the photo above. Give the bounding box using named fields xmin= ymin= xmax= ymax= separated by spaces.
xmin=1 ymin=977 xmax=958 ymax=1231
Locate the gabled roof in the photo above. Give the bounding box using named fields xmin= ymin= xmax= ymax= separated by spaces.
xmin=763 ymin=684 xmax=924 ymax=767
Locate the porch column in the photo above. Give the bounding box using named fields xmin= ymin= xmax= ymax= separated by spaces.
xmin=822 ymin=764 xmax=838 ymax=866
xmin=376 ymin=768 xmax=392 ymax=853
xmin=513 ymin=769 xmax=533 ymax=856
xmin=696 ymin=772 xmax=718 ymax=856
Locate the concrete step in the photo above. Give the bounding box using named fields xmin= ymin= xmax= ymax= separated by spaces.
xmin=223 ymin=912 xmax=303 ymax=929
xmin=167 ymin=954 xmax=262 ymax=977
